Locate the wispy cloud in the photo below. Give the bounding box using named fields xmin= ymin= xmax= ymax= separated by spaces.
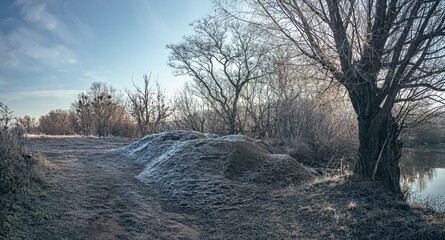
xmin=0 ymin=78 xmax=7 ymax=85
xmin=17 ymin=1 xmax=58 ymax=30
xmin=0 ymin=1 xmax=78 ymax=71
xmin=0 ymin=27 xmax=77 ymax=70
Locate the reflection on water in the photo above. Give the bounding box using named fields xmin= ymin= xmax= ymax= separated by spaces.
xmin=399 ymin=143 xmax=445 ymax=209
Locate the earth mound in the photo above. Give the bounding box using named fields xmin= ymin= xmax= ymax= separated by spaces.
xmin=115 ymin=131 xmax=314 ymax=210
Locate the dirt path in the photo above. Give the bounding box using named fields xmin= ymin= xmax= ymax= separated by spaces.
xmin=28 ymin=136 xmax=203 ymax=240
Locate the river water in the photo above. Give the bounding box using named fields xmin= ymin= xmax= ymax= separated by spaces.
xmin=399 ymin=143 xmax=445 ymax=211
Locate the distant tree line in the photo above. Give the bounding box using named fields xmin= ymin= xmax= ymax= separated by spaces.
xmin=25 ymin=80 xmax=168 ymax=139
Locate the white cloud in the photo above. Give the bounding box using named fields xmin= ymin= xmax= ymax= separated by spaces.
xmin=0 ymin=27 xmax=77 ymax=70
xmin=16 ymin=1 xmax=58 ymax=30
xmin=0 ymin=78 xmax=7 ymax=85
xmin=26 ymin=44 xmax=75 ymax=63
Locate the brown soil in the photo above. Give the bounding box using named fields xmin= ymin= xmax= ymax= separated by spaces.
xmin=9 ymin=136 xmax=445 ymax=239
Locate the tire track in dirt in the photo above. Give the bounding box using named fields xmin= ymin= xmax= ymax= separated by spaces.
xmin=29 ymin=136 xmax=204 ymax=240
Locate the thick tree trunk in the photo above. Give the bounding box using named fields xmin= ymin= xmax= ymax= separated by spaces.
xmin=229 ymin=95 xmax=240 ymax=135
xmin=355 ymin=114 xmax=403 ymax=199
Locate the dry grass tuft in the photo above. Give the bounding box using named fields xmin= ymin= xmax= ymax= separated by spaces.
xmin=347 ymin=201 xmax=356 ymax=211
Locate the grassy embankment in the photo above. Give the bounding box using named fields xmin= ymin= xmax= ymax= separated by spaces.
xmin=0 ymin=127 xmax=52 ymax=239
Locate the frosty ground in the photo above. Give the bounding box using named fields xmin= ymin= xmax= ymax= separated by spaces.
xmin=14 ymin=131 xmax=445 ymax=239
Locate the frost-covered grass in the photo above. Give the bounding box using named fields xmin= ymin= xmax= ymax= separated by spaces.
xmin=204 ymin=175 xmax=445 ymax=239
xmin=5 ymin=132 xmax=445 ymax=239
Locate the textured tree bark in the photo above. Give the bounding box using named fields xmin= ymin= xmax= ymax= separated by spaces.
xmin=355 ymin=113 xmax=403 ymax=199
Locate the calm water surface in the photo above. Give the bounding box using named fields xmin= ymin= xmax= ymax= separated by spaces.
xmin=400 ymin=143 xmax=445 ymax=210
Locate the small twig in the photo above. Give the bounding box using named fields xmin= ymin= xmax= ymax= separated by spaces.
xmin=372 ymin=137 xmax=388 ymax=181
xmin=340 ymin=154 xmax=344 ymax=175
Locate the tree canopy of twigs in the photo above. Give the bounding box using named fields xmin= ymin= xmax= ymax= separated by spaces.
xmin=126 ymin=74 xmax=171 ymax=136
xmin=167 ymin=16 xmax=270 ymax=134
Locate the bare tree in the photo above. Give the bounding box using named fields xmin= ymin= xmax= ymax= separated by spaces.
xmin=126 ymin=74 xmax=171 ymax=136
xmin=167 ymin=16 xmax=269 ymax=134
xmin=73 ymin=92 xmax=94 ymax=135
xmin=219 ymin=0 xmax=445 ymax=196
xmin=72 ymin=82 xmax=124 ymax=137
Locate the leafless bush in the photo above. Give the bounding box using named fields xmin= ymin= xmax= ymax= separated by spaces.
xmin=16 ymin=115 xmax=38 ymax=134
xmin=38 ymin=109 xmax=76 ymax=135
xmin=409 ymin=193 xmax=445 ymax=212
xmin=108 ymin=108 xmax=139 ymax=138
xmin=173 ymin=79 xmax=358 ymax=166
xmin=262 ymin=95 xmax=358 ymax=167
xmin=172 ymin=83 xmax=228 ymax=134
xmin=0 ymin=102 xmax=46 ymax=195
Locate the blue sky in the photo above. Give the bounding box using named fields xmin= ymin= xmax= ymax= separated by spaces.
xmin=0 ymin=0 xmax=213 ymax=118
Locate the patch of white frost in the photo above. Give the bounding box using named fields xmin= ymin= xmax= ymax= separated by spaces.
xmin=112 ymin=130 xmax=209 ymax=163
xmin=114 ymin=130 xmax=313 ymax=210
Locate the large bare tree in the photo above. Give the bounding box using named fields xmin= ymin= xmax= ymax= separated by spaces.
xmin=219 ymin=0 xmax=445 ymax=196
xmin=167 ymin=16 xmax=269 ymax=134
